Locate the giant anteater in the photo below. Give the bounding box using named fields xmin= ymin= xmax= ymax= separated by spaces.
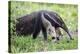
xmin=16 ymin=10 xmax=73 ymax=42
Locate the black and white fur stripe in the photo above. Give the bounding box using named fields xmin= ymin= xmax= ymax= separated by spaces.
xmin=41 ymin=12 xmax=57 ymax=42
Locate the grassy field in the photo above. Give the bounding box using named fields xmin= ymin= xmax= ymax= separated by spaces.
xmin=9 ymin=1 xmax=78 ymax=53
xmin=11 ymin=34 xmax=78 ymax=53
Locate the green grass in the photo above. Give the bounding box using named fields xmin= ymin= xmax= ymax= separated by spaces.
xmin=11 ymin=35 xmax=78 ymax=53
xmin=9 ymin=1 xmax=78 ymax=53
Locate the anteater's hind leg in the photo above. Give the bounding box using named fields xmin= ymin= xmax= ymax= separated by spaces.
xmin=42 ymin=25 xmax=47 ymax=41
xmin=33 ymin=29 xmax=41 ymax=39
xmin=33 ymin=18 xmax=42 ymax=39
